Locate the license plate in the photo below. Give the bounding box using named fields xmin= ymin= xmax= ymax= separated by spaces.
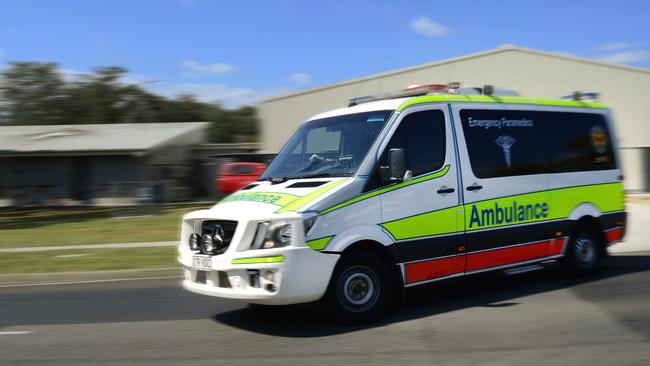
xmin=192 ymin=255 xmax=212 ymax=271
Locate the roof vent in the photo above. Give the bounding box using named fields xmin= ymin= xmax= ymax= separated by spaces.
xmin=286 ymin=181 xmax=328 ymax=188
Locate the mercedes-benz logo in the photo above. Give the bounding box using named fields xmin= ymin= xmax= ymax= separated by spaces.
xmin=212 ymin=225 xmax=225 ymax=247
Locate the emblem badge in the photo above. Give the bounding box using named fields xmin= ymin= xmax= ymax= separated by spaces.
xmin=212 ymin=225 xmax=225 ymax=247
xmin=590 ymin=126 xmax=608 ymax=154
xmin=495 ymin=135 xmax=516 ymax=167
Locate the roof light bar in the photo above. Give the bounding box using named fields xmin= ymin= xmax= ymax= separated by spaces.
xmin=347 ymin=83 xmax=455 ymax=107
xmin=346 ymin=82 xmax=520 ymax=107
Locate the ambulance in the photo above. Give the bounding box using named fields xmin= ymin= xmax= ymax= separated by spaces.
xmin=178 ymin=83 xmax=627 ymax=322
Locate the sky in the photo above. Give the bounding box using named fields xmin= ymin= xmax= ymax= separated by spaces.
xmin=0 ymin=0 xmax=649 ymax=108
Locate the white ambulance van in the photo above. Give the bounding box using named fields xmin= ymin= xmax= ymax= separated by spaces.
xmin=178 ymin=84 xmax=627 ymax=322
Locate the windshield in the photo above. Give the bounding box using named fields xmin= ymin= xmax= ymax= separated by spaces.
xmin=261 ymin=110 xmax=393 ymax=181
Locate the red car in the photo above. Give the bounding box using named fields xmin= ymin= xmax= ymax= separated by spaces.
xmin=216 ymin=162 xmax=267 ymax=194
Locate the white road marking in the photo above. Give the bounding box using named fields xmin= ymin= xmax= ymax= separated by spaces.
xmin=0 ymin=331 xmax=34 ymax=336
xmin=55 ymin=254 xmax=90 ymax=258
xmin=0 ymin=241 xmax=178 ymax=253
xmin=0 ymin=275 xmax=182 ymax=288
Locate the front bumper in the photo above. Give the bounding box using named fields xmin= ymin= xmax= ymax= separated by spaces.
xmin=180 ymin=246 xmax=340 ymax=305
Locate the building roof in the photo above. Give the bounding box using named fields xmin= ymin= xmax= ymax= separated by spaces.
xmin=262 ymin=45 xmax=650 ymax=104
xmin=0 ymin=122 xmax=209 ymax=157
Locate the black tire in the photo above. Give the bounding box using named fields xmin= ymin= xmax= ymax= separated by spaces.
xmin=322 ymin=251 xmax=393 ymax=324
xmin=561 ymin=223 xmax=603 ymax=276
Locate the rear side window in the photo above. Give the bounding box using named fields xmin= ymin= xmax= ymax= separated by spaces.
xmin=460 ymin=109 xmax=615 ymax=178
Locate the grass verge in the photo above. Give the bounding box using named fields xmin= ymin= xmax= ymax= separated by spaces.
xmin=0 ymin=247 xmax=178 ymax=274
xmin=0 ymin=203 xmax=210 ymax=248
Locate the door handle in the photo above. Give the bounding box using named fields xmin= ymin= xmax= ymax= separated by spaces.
xmin=437 ymin=187 xmax=455 ymax=194
xmin=466 ymin=184 xmax=483 ymax=191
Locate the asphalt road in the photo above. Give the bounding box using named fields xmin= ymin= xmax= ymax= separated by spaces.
xmin=2 ymin=252 xmax=650 ymax=366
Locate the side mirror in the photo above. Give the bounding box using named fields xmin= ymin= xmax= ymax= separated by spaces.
xmin=388 ymin=148 xmax=407 ymax=182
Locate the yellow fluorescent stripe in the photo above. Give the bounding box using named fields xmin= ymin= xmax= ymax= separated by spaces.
xmin=306 ymin=236 xmax=333 ymax=251
xmin=381 ymin=206 xmax=459 ymax=240
xmin=465 ymin=182 xmax=624 ymax=231
xmin=277 ymin=179 xmax=349 ymax=213
xmin=397 ymin=95 xmax=607 ymax=111
xmin=322 ymin=165 xmax=450 ymax=215
xmin=220 ymin=192 xmax=300 ymax=207
xmin=380 ymin=182 xmax=624 ymax=239
xmin=231 ymin=256 xmax=285 ymax=264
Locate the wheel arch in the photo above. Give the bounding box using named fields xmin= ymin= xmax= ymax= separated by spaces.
xmin=568 ymin=214 xmax=608 ymax=258
xmin=340 ymin=239 xmax=404 ymax=300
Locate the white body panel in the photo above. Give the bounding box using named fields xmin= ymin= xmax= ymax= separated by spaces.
xmin=178 ymin=97 xmax=625 ymax=305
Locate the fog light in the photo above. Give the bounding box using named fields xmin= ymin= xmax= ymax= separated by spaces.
xmin=263 ymin=270 xmax=274 ymax=283
xmin=202 ymin=234 xmax=216 ymax=254
xmin=189 ymin=234 xmax=201 ymax=251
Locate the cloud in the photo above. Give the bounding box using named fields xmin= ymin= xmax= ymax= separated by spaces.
xmin=149 ymin=82 xmax=290 ymax=108
xmin=288 ymin=73 xmax=311 ymax=84
xmin=598 ymin=50 xmax=650 ymax=64
xmin=410 ymin=17 xmax=449 ymax=38
xmin=597 ymin=43 xmax=636 ymax=52
xmin=181 ymin=60 xmax=235 ymax=78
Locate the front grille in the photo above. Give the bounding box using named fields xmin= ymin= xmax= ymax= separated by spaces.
xmin=198 ymin=220 xmax=237 ymax=255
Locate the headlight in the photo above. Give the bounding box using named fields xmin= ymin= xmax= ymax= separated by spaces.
xmin=251 ymin=221 xmax=292 ymax=249
xmin=302 ymin=212 xmax=320 ymax=235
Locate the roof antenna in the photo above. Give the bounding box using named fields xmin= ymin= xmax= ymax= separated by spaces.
xmin=448 ymin=82 xmax=461 ymax=94
xmin=572 ymin=91 xmax=582 ymax=101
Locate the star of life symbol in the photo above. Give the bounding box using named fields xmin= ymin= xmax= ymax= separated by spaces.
xmin=495 ymin=135 xmax=516 ymax=167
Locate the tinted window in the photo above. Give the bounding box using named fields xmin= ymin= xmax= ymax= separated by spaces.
xmin=546 ymin=113 xmax=616 ymax=173
xmin=460 ymin=110 xmax=616 ymax=178
xmin=230 ymin=165 xmax=254 ymax=175
xmin=383 ymin=110 xmax=446 ymax=176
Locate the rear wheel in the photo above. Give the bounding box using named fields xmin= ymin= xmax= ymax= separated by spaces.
xmin=562 ymin=223 xmax=603 ymax=276
xmin=322 ymin=251 xmax=393 ymax=324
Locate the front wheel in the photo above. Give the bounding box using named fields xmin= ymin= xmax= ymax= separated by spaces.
xmin=561 ymin=223 xmax=602 ymax=276
xmin=322 ymin=251 xmax=393 ymax=324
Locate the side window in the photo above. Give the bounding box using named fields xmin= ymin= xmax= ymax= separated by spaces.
xmin=371 ymin=110 xmax=445 ymax=188
xmin=403 ymin=110 xmax=446 ymax=176
xmin=545 ymin=113 xmax=615 ymax=172
xmin=460 ymin=109 xmax=616 ymax=178
xmin=460 ymin=109 xmax=544 ymax=178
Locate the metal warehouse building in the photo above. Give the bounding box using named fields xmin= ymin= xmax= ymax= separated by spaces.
xmin=259 ymin=45 xmax=650 ymax=192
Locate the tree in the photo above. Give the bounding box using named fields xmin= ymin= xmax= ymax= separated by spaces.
xmin=205 ymin=106 xmax=259 ymax=143
xmin=0 ymin=61 xmax=260 ymax=143
xmin=0 ymin=62 xmax=67 ymax=125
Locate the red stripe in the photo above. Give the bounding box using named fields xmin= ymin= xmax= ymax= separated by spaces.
xmin=465 ymin=240 xmax=554 ymax=272
xmin=405 ymin=256 xmax=464 ymax=284
xmin=549 ymin=237 xmax=567 ymax=256
xmin=606 ymin=228 xmax=623 ymax=243
xmin=404 ymin=238 xmax=564 ymax=284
